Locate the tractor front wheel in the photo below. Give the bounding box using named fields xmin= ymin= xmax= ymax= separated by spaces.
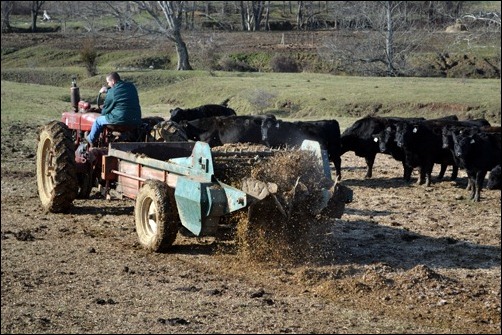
xmin=36 ymin=121 xmax=78 ymax=213
xmin=135 ymin=180 xmax=179 ymax=252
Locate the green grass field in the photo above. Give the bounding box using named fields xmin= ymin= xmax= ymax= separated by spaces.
xmin=2 ymin=3 xmax=500 ymax=129
xmin=1 ymin=71 xmax=500 ymax=130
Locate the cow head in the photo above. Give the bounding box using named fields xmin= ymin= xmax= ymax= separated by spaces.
xmin=395 ymin=122 xmax=408 ymax=148
xmin=260 ymin=115 xmax=278 ymax=146
xmin=452 ymin=130 xmax=474 ymax=159
xmin=377 ymin=126 xmax=395 ymax=153
xmin=441 ymin=126 xmax=452 ymax=149
xmin=169 ymin=107 xmax=184 ymax=123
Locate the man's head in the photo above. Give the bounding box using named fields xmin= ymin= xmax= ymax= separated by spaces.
xmin=106 ymin=72 xmax=121 ymax=88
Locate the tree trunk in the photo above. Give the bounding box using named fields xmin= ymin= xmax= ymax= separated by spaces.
xmin=240 ymin=1 xmax=246 ymax=30
xmin=31 ymin=11 xmax=38 ymax=32
xmin=264 ymin=0 xmax=271 ymax=30
xmin=1 ymin=1 xmax=13 ymax=33
xmin=385 ymin=1 xmax=394 ymax=76
xmin=136 ymin=1 xmax=193 ymax=71
xmin=30 ymin=1 xmax=46 ymax=32
xmin=174 ymin=31 xmax=193 ymax=70
xmin=296 ymin=1 xmax=304 ymax=30
xmin=252 ymin=1 xmax=265 ymax=31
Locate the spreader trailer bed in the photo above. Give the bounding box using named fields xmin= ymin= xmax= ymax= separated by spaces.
xmin=101 ymin=140 xmax=351 ymax=252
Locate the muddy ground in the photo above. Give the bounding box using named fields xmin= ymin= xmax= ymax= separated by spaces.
xmin=1 ymin=120 xmax=500 ymax=334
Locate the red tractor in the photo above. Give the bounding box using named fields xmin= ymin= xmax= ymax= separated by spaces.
xmin=36 ymin=78 xmax=163 ymax=213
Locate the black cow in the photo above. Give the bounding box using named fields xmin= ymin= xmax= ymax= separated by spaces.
xmin=341 ymin=116 xmax=425 ymax=179
xmin=441 ymin=119 xmax=492 ymax=152
xmin=169 ymin=104 xmax=237 ymax=123
xmin=373 ymin=117 xmax=462 ymax=182
xmin=373 ymin=124 xmax=413 ymax=181
xmin=487 ymin=165 xmax=501 ymax=190
xmin=260 ymin=118 xmax=342 ymax=181
xmin=451 ymin=128 xmax=501 ymax=201
xmin=178 ymin=114 xmax=275 ymax=147
xmin=393 ymin=115 xmax=461 ymax=186
xmin=439 ymin=119 xmax=492 ymax=190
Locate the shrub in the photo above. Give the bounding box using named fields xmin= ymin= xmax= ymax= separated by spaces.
xmin=119 ymin=56 xmax=171 ymax=70
xmin=196 ymin=38 xmax=221 ymax=70
xmin=80 ymin=39 xmax=98 ymax=77
xmin=217 ymin=56 xmax=257 ymax=72
xmin=270 ymin=55 xmax=300 ymax=73
xmin=247 ymin=89 xmax=276 ymax=114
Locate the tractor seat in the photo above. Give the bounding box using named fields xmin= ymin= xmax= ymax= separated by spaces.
xmin=105 ymin=124 xmax=137 ymax=132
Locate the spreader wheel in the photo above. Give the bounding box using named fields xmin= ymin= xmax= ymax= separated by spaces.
xmin=135 ymin=180 xmax=179 ymax=252
xmin=36 ymin=121 xmax=78 ymax=213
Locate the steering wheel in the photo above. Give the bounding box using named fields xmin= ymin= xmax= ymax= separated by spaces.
xmin=96 ymin=92 xmax=104 ymax=110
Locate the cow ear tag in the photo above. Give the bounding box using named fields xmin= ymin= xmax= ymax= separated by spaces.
xmin=413 ymin=127 xmax=418 ymax=133
xmin=373 ymin=137 xmax=378 ymax=142
xmin=470 ymin=139 xmax=475 ymax=144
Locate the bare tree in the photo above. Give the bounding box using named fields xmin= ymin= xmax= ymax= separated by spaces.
xmin=134 ymin=1 xmax=192 ymax=70
xmin=30 ymin=0 xmax=46 ymax=32
xmin=383 ymin=1 xmax=397 ymax=75
xmin=239 ymin=1 xmax=246 ymax=30
xmin=296 ymin=1 xmax=328 ymax=30
xmin=47 ymin=1 xmax=81 ymax=33
xmin=320 ymin=1 xmax=428 ymax=77
xmin=1 ymin=0 xmax=14 ymax=33
xmin=103 ymin=1 xmax=136 ymax=31
xmin=462 ymin=11 xmax=501 ymax=29
xmin=70 ymin=1 xmax=109 ymax=34
xmin=264 ymin=0 xmax=271 ymax=30
xmin=184 ymin=0 xmax=196 ymax=30
xmin=62 ymin=1 xmax=134 ymax=33
xmin=240 ymin=1 xmax=267 ymax=31
xmin=296 ymin=1 xmax=304 ymax=30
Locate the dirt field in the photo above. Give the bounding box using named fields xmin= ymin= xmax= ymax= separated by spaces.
xmin=1 ymin=119 xmax=500 ymax=334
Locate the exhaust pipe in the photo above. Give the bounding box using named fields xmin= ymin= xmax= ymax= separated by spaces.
xmin=70 ymin=77 xmax=80 ymax=112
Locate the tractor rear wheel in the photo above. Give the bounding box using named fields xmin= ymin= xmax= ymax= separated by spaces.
xmin=36 ymin=121 xmax=78 ymax=213
xmin=135 ymin=180 xmax=179 ymax=252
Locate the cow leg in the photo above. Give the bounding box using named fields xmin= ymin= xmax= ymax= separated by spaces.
xmin=402 ymin=163 xmax=413 ymax=182
xmin=468 ymin=178 xmax=475 ymax=199
xmin=437 ymin=163 xmax=447 ymax=180
xmin=473 ymin=170 xmax=487 ymax=202
xmin=364 ymin=154 xmax=376 ymax=179
xmin=425 ymin=174 xmax=431 ymax=187
xmin=417 ymin=167 xmax=426 ymax=185
xmin=450 ymin=165 xmax=458 ymax=181
xmin=333 ymin=156 xmax=342 ymax=181
xmin=465 ymin=171 xmax=475 ymax=191
xmin=425 ymin=164 xmax=434 ymax=187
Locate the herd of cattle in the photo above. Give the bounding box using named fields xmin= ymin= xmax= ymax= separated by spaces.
xmin=147 ymin=103 xmax=501 ymax=202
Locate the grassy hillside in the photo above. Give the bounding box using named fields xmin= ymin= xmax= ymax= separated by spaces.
xmin=2 ymin=3 xmax=501 ymax=79
xmin=1 ymin=10 xmax=500 ymax=128
xmin=1 ymin=71 xmax=500 ymax=130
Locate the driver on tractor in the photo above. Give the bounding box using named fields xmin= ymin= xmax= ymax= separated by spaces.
xmin=85 ymin=71 xmax=142 ymax=146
